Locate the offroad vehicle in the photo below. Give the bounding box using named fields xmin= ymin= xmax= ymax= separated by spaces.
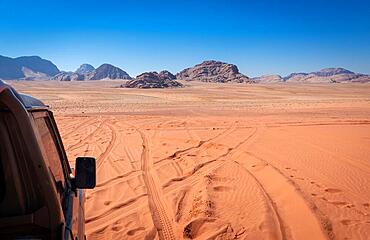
xmin=0 ymin=80 xmax=96 ymax=239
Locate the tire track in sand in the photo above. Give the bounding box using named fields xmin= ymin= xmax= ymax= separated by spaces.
xmin=62 ymin=117 xmax=96 ymax=137
xmin=235 ymin=150 xmax=329 ymax=240
xmin=138 ymin=128 xmax=177 ymax=240
xmin=66 ymin=119 xmax=105 ymax=151
xmin=156 ymin=121 xmax=237 ymax=164
xmin=163 ymin=127 xmax=258 ymax=191
xmin=96 ymin=121 xmax=117 ymax=170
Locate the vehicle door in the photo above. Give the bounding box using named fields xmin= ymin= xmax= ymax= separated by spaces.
xmin=32 ymin=110 xmax=83 ymax=240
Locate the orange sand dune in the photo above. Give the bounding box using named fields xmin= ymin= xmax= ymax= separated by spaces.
xmin=10 ymin=81 xmax=370 ymax=239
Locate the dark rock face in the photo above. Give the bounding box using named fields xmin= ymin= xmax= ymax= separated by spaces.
xmin=0 ymin=55 xmax=25 ymax=79
xmin=122 ymin=71 xmax=183 ymax=88
xmin=51 ymin=72 xmax=85 ymax=81
xmin=176 ymin=60 xmax=251 ymax=83
xmin=75 ymin=64 xmax=95 ymax=75
xmin=89 ymin=64 xmax=131 ymax=80
xmin=14 ymin=56 xmax=60 ymax=76
xmin=158 ymin=70 xmax=176 ymax=80
xmin=0 ymin=55 xmax=59 ymax=80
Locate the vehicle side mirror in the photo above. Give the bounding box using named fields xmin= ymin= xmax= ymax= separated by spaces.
xmin=75 ymin=157 xmax=96 ymax=189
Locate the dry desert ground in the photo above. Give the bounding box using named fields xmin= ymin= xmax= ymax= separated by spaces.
xmin=10 ymin=81 xmax=370 ymax=240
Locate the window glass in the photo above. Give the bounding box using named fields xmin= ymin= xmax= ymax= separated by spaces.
xmin=35 ymin=117 xmax=65 ymax=192
xmin=0 ymin=111 xmax=41 ymax=216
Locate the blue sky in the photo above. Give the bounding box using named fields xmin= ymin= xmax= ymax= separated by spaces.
xmin=0 ymin=0 xmax=369 ymax=77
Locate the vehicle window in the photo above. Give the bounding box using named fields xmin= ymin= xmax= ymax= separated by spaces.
xmin=34 ymin=116 xmax=66 ymax=193
xmin=0 ymin=113 xmax=20 ymax=215
xmin=0 ymin=111 xmax=41 ymax=217
xmin=0 ymin=145 xmax=5 ymax=203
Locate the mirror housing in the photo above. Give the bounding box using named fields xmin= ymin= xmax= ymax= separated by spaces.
xmin=75 ymin=157 xmax=96 ymax=189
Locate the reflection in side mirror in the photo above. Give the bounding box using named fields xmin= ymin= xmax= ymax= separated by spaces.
xmin=75 ymin=157 xmax=96 ymax=189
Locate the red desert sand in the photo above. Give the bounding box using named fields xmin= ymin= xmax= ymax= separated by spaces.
xmin=10 ymin=81 xmax=370 ymax=240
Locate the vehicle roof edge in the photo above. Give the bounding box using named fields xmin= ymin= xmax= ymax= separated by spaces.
xmin=0 ymin=80 xmax=48 ymax=110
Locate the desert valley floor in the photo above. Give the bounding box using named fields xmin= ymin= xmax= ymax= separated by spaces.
xmin=10 ymin=81 xmax=370 ymax=240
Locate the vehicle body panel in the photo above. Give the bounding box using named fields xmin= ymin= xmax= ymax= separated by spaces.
xmin=0 ymin=80 xmax=87 ymax=239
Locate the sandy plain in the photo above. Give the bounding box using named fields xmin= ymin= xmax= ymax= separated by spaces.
xmin=10 ymin=81 xmax=370 ymax=240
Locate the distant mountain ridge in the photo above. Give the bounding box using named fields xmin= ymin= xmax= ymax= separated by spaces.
xmin=51 ymin=63 xmax=132 ymax=81
xmin=1 ymin=54 xmax=369 ymax=83
xmin=0 ymin=55 xmax=60 ymax=80
xmin=254 ymin=68 xmax=370 ymax=83
xmin=252 ymin=74 xmax=283 ymax=83
xmin=311 ymin=68 xmax=354 ymax=77
xmin=14 ymin=56 xmax=59 ymax=76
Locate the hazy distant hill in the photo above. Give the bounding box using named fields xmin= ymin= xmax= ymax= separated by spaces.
xmin=284 ymin=68 xmax=370 ymax=83
xmin=0 ymin=55 xmax=25 ymax=79
xmin=176 ymin=60 xmax=252 ymax=83
xmin=252 ymin=74 xmax=283 ymax=83
xmin=254 ymin=68 xmax=370 ymax=83
xmin=0 ymin=55 xmax=60 ymax=80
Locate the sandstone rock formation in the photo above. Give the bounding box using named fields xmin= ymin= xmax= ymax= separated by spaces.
xmin=176 ymin=60 xmax=251 ymax=83
xmin=75 ymin=64 xmax=95 ymax=75
xmin=122 ymin=71 xmax=183 ymax=88
xmin=158 ymin=70 xmax=176 ymax=80
xmin=89 ymin=64 xmax=131 ymax=80
xmin=51 ymin=72 xmax=85 ymax=81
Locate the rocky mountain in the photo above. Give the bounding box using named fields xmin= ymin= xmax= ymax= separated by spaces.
xmin=176 ymin=60 xmax=251 ymax=83
xmin=50 ymin=63 xmax=131 ymax=81
xmin=89 ymin=64 xmax=131 ymax=80
xmin=122 ymin=71 xmax=183 ymax=88
xmin=51 ymin=71 xmax=85 ymax=81
xmin=0 ymin=55 xmax=24 ymax=79
xmin=253 ymin=68 xmax=370 ymax=83
xmin=311 ymin=68 xmax=354 ymax=77
xmin=284 ymin=68 xmax=370 ymax=83
xmin=252 ymin=74 xmax=283 ymax=83
xmin=75 ymin=64 xmax=95 ymax=75
xmin=14 ymin=56 xmax=60 ymax=77
xmin=0 ymin=55 xmax=60 ymax=80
